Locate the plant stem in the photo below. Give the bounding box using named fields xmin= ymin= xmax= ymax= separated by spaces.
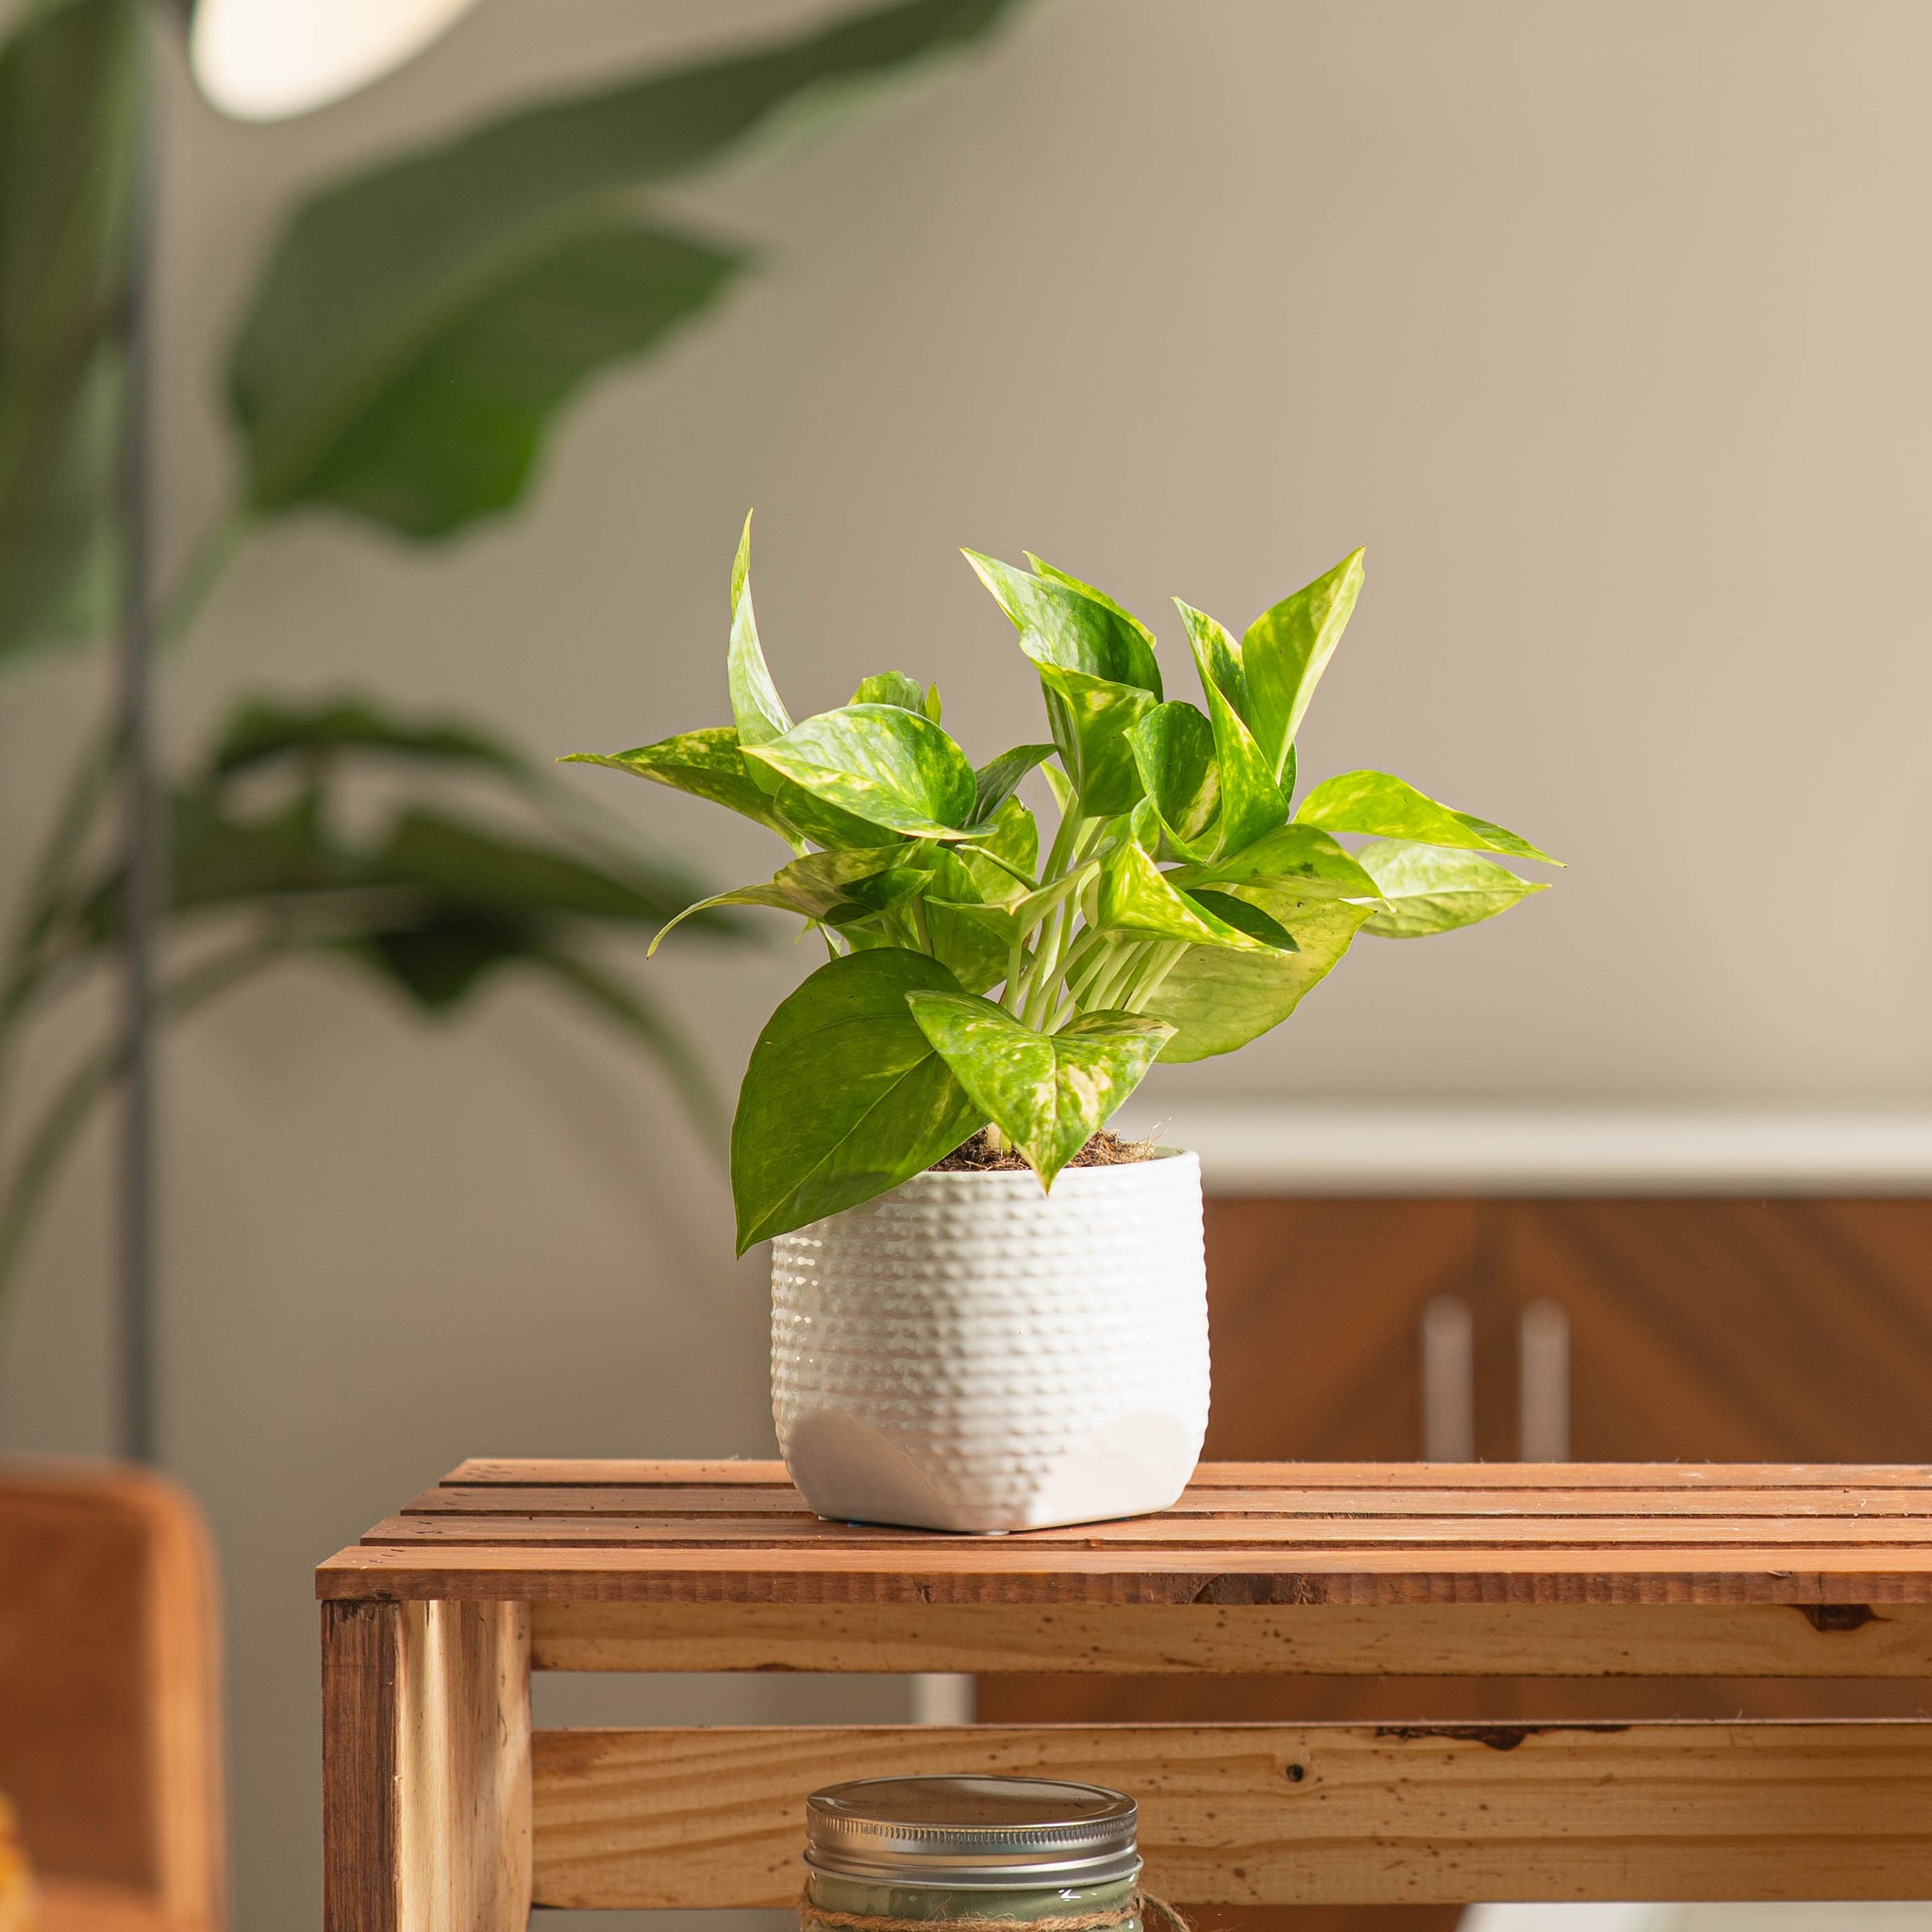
xmin=1116 ymin=940 xmax=1186 ymax=1012
xmin=1084 ymin=941 xmax=1141 ymax=1014
xmin=1000 ymin=932 xmax=1027 ymax=1016
xmin=1015 ymin=817 xmax=1105 ymax=1028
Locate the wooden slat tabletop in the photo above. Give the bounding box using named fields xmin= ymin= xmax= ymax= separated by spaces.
xmin=316 ymin=1459 xmax=1932 ymax=1606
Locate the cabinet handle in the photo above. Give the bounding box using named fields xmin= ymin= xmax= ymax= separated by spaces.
xmin=911 ymin=1674 xmax=975 ymax=1724
xmin=1519 ymin=1297 xmax=1571 ymax=1461
xmin=1421 ymin=1294 xmax=1476 ymax=1461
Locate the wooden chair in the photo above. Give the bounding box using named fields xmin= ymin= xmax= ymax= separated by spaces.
xmin=0 ymin=1464 xmax=225 ymax=1932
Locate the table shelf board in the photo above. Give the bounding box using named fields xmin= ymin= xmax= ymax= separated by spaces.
xmin=530 ymin=1717 xmax=1932 ymax=1909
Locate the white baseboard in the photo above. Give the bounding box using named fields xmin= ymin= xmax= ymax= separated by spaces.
xmin=1111 ymin=1102 xmax=1932 ymax=1196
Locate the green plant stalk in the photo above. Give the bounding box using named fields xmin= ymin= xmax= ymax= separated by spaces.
xmin=1011 ymin=820 xmax=1102 ymax=1029
xmin=1014 ymin=815 xmax=1080 ymax=997
xmin=1118 ymin=940 xmax=1185 ymax=1013
xmin=998 ymin=930 xmax=1027 ymax=1017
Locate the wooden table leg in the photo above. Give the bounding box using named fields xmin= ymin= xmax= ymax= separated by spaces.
xmin=324 ymin=1599 xmax=531 ymax=1932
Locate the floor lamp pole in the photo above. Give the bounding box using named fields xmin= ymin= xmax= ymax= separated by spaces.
xmin=117 ymin=5 xmax=160 ymax=1465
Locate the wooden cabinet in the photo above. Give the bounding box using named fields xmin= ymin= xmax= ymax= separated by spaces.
xmin=976 ymin=1195 xmax=1932 ymax=1932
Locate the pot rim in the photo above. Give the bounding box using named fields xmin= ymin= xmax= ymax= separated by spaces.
xmin=881 ymin=1144 xmax=1199 ymax=1193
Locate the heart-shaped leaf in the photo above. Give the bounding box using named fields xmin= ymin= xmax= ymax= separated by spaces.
xmin=649 ymin=845 xmax=920 ymax=953
xmin=852 ymin=671 xmax=931 ymax=714
xmin=562 ymin=726 xmax=792 ymax=836
xmin=1141 ymin=889 xmax=1375 ymax=1062
xmin=1024 ymin=554 xmax=1157 ymax=654
xmin=1184 ymin=889 xmax=1297 ymax=950
xmin=1175 ymin=603 xmax=1289 ymax=855
xmin=913 ymin=844 xmax=1031 ymax=992
xmin=971 ymin=742 xmax=1056 ymax=824
xmin=1173 ymin=823 xmax=1379 ymax=899
xmin=964 ymin=550 xmax=1161 ymax=697
xmin=978 ymin=793 xmax=1039 ymax=875
xmin=744 ymin=704 xmax=978 ymax=839
xmin=1295 ymin=769 xmax=1559 ymax=864
xmin=728 ymin=511 xmax=791 ymax=751
xmin=1356 ymin=840 xmax=1549 ymax=938
xmin=1095 ymin=835 xmax=1291 ymax=952
xmin=1033 ymin=662 xmax=1155 ymax=817
xmin=1176 ymin=598 xmax=1248 ymax=718
xmin=1127 ymin=702 xmax=1220 ymax=858
xmin=907 ymin=991 xmax=1173 ymax=1188
xmin=731 ymin=948 xmax=986 ymax=1249
xmin=1241 ymin=548 xmax=1365 ymax=780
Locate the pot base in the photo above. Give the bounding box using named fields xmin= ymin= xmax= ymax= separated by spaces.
xmin=781 ymin=1401 xmax=1200 ymax=1534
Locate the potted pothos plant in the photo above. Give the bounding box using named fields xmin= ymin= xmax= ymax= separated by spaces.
xmin=569 ymin=518 xmax=1557 ymax=1531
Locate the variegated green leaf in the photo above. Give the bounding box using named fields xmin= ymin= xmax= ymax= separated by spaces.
xmin=963 ymin=549 xmax=1161 ymax=696
xmin=1173 ymin=823 xmax=1379 ymax=899
xmin=972 ymin=742 xmax=1056 ymax=825
xmin=1024 ymin=554 xmax=1157 ymax=652
xmin=1175 ymin=598 xmax=1248 ymax=718
xmin=1176 ymin=602 xmax=1288 ymax=857
xmin=1184 ymin=889 xmax=1296 ymax=949
xmin=979 ymin=792 xmax=1039 ymax=875
xmin=1241 ymin=548 xmax=1364 ymax=780
xmin=930 ymin=866 xmax=1084 ymax=953
xmin=906 ymin=991 xmax=1173 ymax=1187
xmin=730 ymin=948 xmax=985 ymax=1250
xmin=1095 ymin=836 xmax=1288 ymax=953
xmin=1141 ymin=889 xmax=1375 ymax=1062
xmin=852 ymin=670 xmax=929 ymax=713
xmin=1034 ymin=662 xmax=1154 ymax=817
xmin=561 ymin=725 xmax=792 ymax=835
xmin=745 ymin=703 xmax=978 ymax=839
xmin=649 ymin=845 xmax=919 ymax=953
xmin=1127 ymin=701 xmax=1219 ymax=858
xmin=766 ymin=775 xmax=908 ymax=851
xmin=1356 ymin=840 xmax=1549 ymax=938
xmin=727 ymin=512 xmax=791 ymax=752
xmin=1295 ymin=769 xmax=1559 ymax=864
xmin=914 ymin=842 xmax=1032 ymax=992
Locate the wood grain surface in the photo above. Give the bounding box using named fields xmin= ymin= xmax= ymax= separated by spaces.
xmin=317 ymin=1459 xmax=1932 ymax=1609
xmin=528 ymin=1597 xmax=1932 ymax=1676
xmin=322 ymin=1600 xmax=530 ymax=1932
xmin=528 ymin=1718 xmax=1932 ymax=1907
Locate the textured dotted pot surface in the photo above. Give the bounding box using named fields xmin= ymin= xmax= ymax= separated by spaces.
xmin=771 ymin=1149 xmax=1208 ymax=1532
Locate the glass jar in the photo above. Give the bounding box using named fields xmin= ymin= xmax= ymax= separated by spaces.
xmin=802 ymin=1776 xmax=1142 ymax=1932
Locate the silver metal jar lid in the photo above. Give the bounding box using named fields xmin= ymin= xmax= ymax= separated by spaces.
xmin=805 ymin=1776 xmax=1140 ymax=1890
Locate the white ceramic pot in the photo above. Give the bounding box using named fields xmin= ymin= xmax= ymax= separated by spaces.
xmin=771 ymin=1148 xmax=1208 ymax=1532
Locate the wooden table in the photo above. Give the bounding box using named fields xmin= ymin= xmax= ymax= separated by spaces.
xmin=318 ymin=1459 xmax=1932 ymax=1929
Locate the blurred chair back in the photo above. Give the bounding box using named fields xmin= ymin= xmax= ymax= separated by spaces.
xmin=0 ymin=1465 xmax=225 ymax=1932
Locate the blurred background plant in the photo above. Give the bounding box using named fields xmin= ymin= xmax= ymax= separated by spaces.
xmin=0 ymin=0 xmax=1024 ymax=1340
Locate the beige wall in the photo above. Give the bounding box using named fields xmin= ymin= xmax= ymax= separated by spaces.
xmin=4 ymin=0 xmax=1932 ymax=1924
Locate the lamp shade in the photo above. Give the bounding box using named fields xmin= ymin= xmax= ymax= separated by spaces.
xmin=188 ymin=0 xmax=483 ymax=121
